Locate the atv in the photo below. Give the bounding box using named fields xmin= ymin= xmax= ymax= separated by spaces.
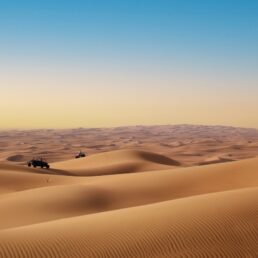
xmin=75 ymin=151 xmax=86 ymax=159
xmin=27 ymin=158 xmax=50 ymax=169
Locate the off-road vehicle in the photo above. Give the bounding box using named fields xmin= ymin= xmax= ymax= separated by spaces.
xmin=75 ymin=151 xmax=86 ymax=159
xmin=27 ymin=158 xmax=50 ymax=169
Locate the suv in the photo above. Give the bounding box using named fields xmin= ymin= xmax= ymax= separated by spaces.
xmin=27 ymin=158 xmax=50 ymax=169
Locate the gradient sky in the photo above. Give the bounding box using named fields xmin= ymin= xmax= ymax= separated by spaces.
xmin=1 ymin=0 xmax=258 ymax=128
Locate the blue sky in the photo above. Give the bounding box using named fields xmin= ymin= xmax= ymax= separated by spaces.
xmin=1 ymin=0 xmax=258 ymax=66
xmin=1 ymin=0 xmax=258 ymax=128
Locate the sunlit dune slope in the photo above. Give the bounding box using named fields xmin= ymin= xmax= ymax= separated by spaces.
xmin=0 ymin=163 xmax=76 ymax=195
xmin=51 ymin=149 xmax=181 ymax=176
xmin=0 ymin=187 xmax=257 ymax=258
xmin=198 ymin=156 xmax=235 ymax=165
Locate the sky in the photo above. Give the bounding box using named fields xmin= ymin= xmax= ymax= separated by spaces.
xmin=0 ymin=0 xmax=258 ymax=129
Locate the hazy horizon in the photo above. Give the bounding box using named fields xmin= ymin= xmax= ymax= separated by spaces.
xmin=1 ymin=123 xmax=258 ymax=132
xmin=1 ymin=1 xmax=258 ymax=129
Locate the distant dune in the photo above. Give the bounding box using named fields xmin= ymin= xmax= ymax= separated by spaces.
xmin=1 ymin=125 xmax=258 ymax=166
xmin=0 ymin=146 xmax=257 ymax=257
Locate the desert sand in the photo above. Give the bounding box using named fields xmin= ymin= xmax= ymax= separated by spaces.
xmin=0 ymin=125 xmax=257 ymax=257
xmin=1 ymin=125 xmax=258 ymax=165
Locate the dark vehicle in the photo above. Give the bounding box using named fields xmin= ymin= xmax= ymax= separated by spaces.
xmin=75 ymin=151 xmax=86 ymax=159
xmin=27 ymin=158 xmax=50 ymax=169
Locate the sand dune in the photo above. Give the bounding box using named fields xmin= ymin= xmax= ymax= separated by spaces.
xmin=0 ymin=163 xmax=75 ymax=195
xmin=198 ymin=156 xmax=235 ymax=165
xmin=1 ymin=125 xmax=258 ymax=165
xmin=0 ymin=187 xmax=257 ymax=257
xmin=52 ymin=149 xmax=180 ymax=176
xmin=0 ymin=146 xmax=257 ymax=257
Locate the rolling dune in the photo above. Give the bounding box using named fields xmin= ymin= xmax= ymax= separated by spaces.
xmin=0 ymin=163 xmax=75 ymax=195
xmin=0 ymin=147 xmax=257 ymax=257
xmin=0 ymin=188 xmax=257 ymax=257
xmin=52 ymin=149 xmax=180 ymax=176
xmin=1 ymin=125 xmax=258 ymax=165
xmin=1 ymin=152 xmax=258 ymax=231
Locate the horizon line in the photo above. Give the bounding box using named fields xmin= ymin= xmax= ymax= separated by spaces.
xmin=1 ymin=123 xmax=258 ymax=131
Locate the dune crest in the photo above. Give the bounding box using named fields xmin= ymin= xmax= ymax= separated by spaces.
xmin=52 ymin=149 xmax=180 ymax=176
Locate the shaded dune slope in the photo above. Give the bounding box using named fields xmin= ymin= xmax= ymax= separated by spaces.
xmin=6 ymin=155 xmax=24 ymax=162
xmin=0 ymin=187 xmax=257 ymax=258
